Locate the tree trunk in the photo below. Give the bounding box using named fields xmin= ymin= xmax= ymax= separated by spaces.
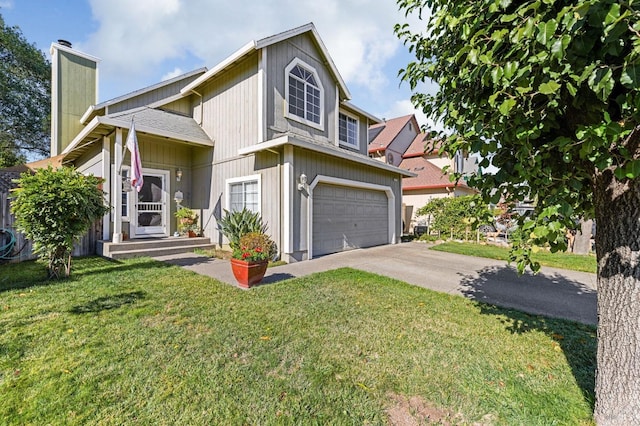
xmin=593 ymin=170 xmax=640 ymax=424
xmin=572 ymin=219 xmax=593 ymax=255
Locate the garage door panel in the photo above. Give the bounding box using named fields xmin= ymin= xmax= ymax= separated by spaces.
xmin=313 ymin=184 xmax=389 ymax=257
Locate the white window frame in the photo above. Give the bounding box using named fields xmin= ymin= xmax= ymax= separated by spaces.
xmin=226 ymin=174 xmax=262 ymax=214
xmin=112 ymin=165 xmax=132 ymax=222
xmin=338 ymin=111 xmax=359 ymax=149
xmin=284 ymin=58 xmax=324 ymax=131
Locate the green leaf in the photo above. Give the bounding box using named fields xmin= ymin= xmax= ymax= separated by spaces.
xmin=468 ymin=49 xmax=479 ymax=65
xmin=551 ymin=35 xmax=570 ymax=60
xmin=621 ymin=65 xmax=640 ymax=89
xmin=499 ymin=98 xmax=516 ymax=116
xmin=536 ymin=19 xmax=557 ymax=46
xmin=604 ymin=3 xmax=620 ymax=25
xmin=539 ymin=80 xmax=561 ymax=95
xmin=588 ymin=67 xmax=614 ymax=100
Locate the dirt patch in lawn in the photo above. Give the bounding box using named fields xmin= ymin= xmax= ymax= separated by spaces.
xmin=386 ymin=393 xmax=495 ymax=425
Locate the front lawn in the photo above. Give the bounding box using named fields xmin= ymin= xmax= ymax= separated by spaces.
xmin=431 ymin=241 xmax=597 ymax=274
xmin=1 ymin=257 xmax=595 ymax=424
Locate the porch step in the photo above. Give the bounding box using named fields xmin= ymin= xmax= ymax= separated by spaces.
xmin=97 ymin=237 xmax=216 ymax=260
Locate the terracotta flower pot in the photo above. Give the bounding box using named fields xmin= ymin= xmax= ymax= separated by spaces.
xmin=230 ymin=258 xmax=268 ymax=288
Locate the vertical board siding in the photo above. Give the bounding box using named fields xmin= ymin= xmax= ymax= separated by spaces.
xmin=266 ymin=33 xmax=338 ymax=143
xmin=200 ymin=55 xmax=259 ymax=161
xmin=58 ymin=51 xmax=97 ymax=153
xmin=196 ymin=152 xmax=281 ymax=250
xmin=108 ymin=74 xmax=202 ymax=114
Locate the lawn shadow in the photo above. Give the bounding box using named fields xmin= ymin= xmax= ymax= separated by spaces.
xmin=1 ymin=256 xmax=173 ymax=293
xmin=458 ymin=265 xmax=597 ymax=409
xmin=258 ymin=272 xmax=297 ymax=285
xmin=156 ymin=254 xmax=215 ymax=267
xmin=69 ymin=290 xmax=146 ymax=314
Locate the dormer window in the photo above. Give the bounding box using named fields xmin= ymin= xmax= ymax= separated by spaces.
xmin=339 ymin=112 xmax=359 ymax=149
xmin=285 ymin=58 xmax=324 ymax=130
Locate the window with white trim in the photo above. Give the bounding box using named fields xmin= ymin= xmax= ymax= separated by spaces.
xmin=122 ymin=168 xmax=129 ymax=219
xmin=339 ymin=113 xmax=359 ymax=149
xmin=285 ymin=58 xmax=323 ymax=129
xmin=227 ymin=176 xmax=260 ymax=213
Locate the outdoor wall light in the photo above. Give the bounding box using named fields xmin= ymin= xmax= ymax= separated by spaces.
xmin=298 ymin=173 xmax=307 ymax=191
xmin=176 ymin=168 xmax=183 ymax=182
xmin=174 ymin=190 xmax=184 ymax=206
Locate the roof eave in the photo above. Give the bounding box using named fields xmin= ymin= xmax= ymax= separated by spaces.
xmin=239 ymin=136 xmax=416 ymax=177
xmin=181 ymin=41 xmax=257 ymax=94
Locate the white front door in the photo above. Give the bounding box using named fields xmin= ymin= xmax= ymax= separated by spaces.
xmin=132 ymin=169 xmax=169 ymax=237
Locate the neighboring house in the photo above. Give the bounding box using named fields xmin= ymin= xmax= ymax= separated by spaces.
xmin=368 ymin=115 xmax=477 ymax=233
xmin=48 ymin=23 xmax=413 ymax=262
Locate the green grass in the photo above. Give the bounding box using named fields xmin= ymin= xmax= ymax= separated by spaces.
xmin=431 ymin=241 xmax=597 ymax=273
xmin=1 ymin=257 xmax=596 ymax=425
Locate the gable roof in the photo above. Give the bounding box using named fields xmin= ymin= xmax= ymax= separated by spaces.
xmin=180 ymin=23 xmax=351 ymax=101
xmin=400 ymin=156 xmax=472 ymax=191
xmin=81 ymin=68 xmax=208 ymax=124
xmin=402 ymin=133 xmax=444 ymax=158
xmin=368 ymin=114 xmax=418 ymax=154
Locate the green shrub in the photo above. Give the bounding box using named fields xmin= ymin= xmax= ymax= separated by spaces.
xmin=10 ymin=166 xmax=109 ymax=278
xmin=217 ymin=208 xmax=268 ymax=250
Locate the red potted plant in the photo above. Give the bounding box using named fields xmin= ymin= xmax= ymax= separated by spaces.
xmin=230 ymin=232 xmax=273 ymax=288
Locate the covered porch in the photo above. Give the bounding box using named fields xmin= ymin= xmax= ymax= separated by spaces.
xmin=60 ymin=107 xmax=215 ymax=257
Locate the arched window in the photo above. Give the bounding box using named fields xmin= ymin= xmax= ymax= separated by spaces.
xmin=285 ymin=58 xmax=324 ymax=129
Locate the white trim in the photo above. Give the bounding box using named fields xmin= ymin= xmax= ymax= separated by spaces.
xmin=341 ymin=101 xmax=381 ymax=124
xmin=238 ymin=134 xmax=417 ymax=177
xmin=338 ymin=110 xmax=360 ymax=150
xmin=50 ymin=49 xmax=59 ymax=155
xmin=283 ymin=146 xmax=294 ymax=254
xmin=112 ymin=128 xmax=123 ymax=243
xmin=307 ymin=175 xmax=396 ymax=259
xmin=132 ymin=168 xmax=170 ymax=238
xmin=181 ymin=41 xmax=256 ymax=94
xmin=258 ymin=48 xmax=267 ymax=143
xmin=101 ymin=136 xmax=111 ymax=240
xmin=225 ymin=174 xmax=262 ymax=214
xmin=179 ymin=23 xmax=351 ymax=101
xmin=284 ymin=57 xmax=324 ymax=131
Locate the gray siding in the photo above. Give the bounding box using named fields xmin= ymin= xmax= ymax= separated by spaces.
xmin=194 ymin=151 xmax=281 ymax=251
xmin=198 ymin=54 xmax=260 ymax=161
xmin=107 ymin=74 xmax=202 ymax=114
xmin=75 ymin=144 xmax=103 ymax=177
xmin=290 ymin=147 xmax=402 ymax=258
xmin=266 ymin=33 xmax=338 ymax=144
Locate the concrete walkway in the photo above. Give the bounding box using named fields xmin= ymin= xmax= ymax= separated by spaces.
xmin=153 ymin=242 xmax=598 ymax=325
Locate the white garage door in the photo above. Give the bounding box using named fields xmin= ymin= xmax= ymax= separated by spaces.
xmin=312 ymin=184 xmax=389 ymax=257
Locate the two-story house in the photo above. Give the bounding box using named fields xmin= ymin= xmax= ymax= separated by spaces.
xmin=50 ymin=23 xmax=413 ymax=262
xmin=368 ymin=115 xmax=477 ymax=233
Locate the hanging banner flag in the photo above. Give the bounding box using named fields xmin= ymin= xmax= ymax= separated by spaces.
xmin=126 ymin=118 xmax=143 ymax=192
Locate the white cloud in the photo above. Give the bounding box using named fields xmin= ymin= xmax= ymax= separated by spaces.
xmin=0 ymin=1 xmax=13 ymax=9
xmin=161 ymin=67 xmax=185 ymax=81
xmin=79 ymin=0 xmax=415 ymax=97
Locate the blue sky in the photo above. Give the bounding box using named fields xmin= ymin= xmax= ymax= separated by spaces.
xmin=1 ymin=0 xmax=439 ymax=130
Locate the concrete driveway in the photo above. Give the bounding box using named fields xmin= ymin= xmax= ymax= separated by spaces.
xmin=154 ymin=242 xmax=598 ymax=326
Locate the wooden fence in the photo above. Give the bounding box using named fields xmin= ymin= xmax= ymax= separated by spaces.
xmin=1 ymin=191 xmax=101 ymax=263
